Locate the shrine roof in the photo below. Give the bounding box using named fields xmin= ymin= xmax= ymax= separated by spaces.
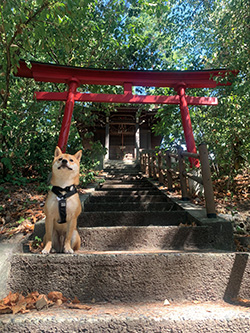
xmin=16 ymin=60 xmax=237 ymax=89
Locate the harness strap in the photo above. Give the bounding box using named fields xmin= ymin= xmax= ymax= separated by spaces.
xmin=51 ymin=185 xmax=77 ymax=224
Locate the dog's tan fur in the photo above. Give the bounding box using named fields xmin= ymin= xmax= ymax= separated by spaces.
xmin=42 ymin=146 xmax=82 ymax=254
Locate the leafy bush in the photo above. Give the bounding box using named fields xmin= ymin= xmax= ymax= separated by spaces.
xmin=79 ymin=141 xmax=106 ymax=187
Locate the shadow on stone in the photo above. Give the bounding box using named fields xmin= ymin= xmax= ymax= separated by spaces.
xmin=224 ymin=253 xmax=249 ymax=303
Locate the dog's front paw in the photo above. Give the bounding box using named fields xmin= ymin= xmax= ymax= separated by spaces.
xmin=41 ymin=248 xmax=50 ymax=255
xmin=42 ymin=241 xmax=52 ymax=254
xmin=63 ymin=245 xmax=74 ymax=254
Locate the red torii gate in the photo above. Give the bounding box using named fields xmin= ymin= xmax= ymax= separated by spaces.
xmin=16 ymin=60 xmax=236 ymax=167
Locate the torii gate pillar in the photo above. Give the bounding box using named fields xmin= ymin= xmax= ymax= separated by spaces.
xmin=176 ymin=83 xmax=199 ymax=167
xmin=57 ymin=79 xmax=79 ymax=152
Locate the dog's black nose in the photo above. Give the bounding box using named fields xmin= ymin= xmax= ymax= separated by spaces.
xmin=62 ymin=159 xmax=68 ymax=164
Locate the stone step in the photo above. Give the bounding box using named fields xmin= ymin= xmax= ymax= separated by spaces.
xmin=78 ymin=211 xmax=187 ymax=227
xmin=88 ymin=194 xmax=169 ymax=203
xmin=84 ymin=202 xmax=177 ymax=212
xmin=31 ymin=219 xmax=233 ymax=253
xmin=102 ymin=179 xmax=148 ymax=184
xmin=92 ymin=190 xmax=164 ymax=195
xmin=1 ymin=301 xmax=250 ymax=332
xmin=7 ymin=252 xmax=250 ymax=304
xmin=104 ymin=169 xmax=140 ymax=174
xmin=99 ymin=184 xmax=156 ymax=189
xmin=104 ymin=162 xmax=139 ymax=169
xmin=105 ymin=175 xmax=143 ymax=180
xmin=79 ymin=226 xmax=214 ymax=251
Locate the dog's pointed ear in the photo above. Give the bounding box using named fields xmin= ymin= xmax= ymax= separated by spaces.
xmin=54 ymin=146 xmax=62 ymax=158
xmin=74 ymin=150 xmax=82 ymax=162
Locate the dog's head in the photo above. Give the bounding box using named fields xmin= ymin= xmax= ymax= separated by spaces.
xmin=51 ymin=146 xmax=82 ymax=185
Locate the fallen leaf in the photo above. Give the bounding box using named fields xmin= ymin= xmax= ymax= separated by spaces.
xmin=47 ymin=291 xmax=67 ymax=303
xmin=0 ymin=290 xmax=90 ymax=315
xmin=12 ymin=302 xmax=27 ymax=315
xmin=3 ymin=292 xmax=20 ymax=306
xmin=66 ymin=303 xmax=91 ymax=310
xmin=26 ymin=209 xmax=35 ymax=215
xmin=37 ymin=294 xmax=47 ymax=301
xmin=25 ymin=291 xmax=39 ymax=310
xmin=27 ymin=291 xmax=40 ymax=299
xmin=232 ymin=297 xmax=250 ymax=306
xmin=72 ymin=296 xmax=80 ymax=304
xmin=56 ymin=299 xmax=63 ymax=306
xmin=17 ymin=294 xmax=26 ymax=304
xmin=35 ymin=295 xmax=48 ymax=311
xmin=0 ymin=304 xmax=12 ymax=314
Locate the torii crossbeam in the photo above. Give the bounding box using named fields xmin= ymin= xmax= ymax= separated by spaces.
xmin=16 ymin=60 xmax=237 ymax=167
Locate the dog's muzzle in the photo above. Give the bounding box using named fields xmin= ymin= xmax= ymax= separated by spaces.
xmin=58 ymin=159 xmax=72 ymax=170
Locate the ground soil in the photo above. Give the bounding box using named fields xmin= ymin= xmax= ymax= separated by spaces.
xmin=212 ymin=173 xmax=250 ymax=220
xmin=0 ymin=182 xmax=46 ymax=239
xmin=0 ymin=173 xmax=249 ymax=249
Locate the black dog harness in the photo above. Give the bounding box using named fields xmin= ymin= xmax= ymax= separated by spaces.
xmin=52 ymin=185 xmax=77 ymax=224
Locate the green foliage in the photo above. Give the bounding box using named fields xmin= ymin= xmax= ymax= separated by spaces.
xmin=80 ymin=141 xmax=106 ymax=187
xmin=31 ymin=236 xmax=43 ymax=249
xmin=0 ymin=0 xmax=175 ymax=184
xmin=153 ymin=0 xmax=250 ymax=177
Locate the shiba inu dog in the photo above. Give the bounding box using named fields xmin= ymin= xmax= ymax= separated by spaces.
xmin=42 ymin=146 xmax=82 ymax=254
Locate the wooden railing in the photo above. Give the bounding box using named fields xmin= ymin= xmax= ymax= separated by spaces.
xmin=140 ymin=143 xmax=216 ymax=218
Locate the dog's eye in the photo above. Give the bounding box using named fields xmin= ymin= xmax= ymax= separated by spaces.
xmin=59 ymin=158 xmax=63 ymax=161
xmin=70 ymin=159 xmax=73 ymax=162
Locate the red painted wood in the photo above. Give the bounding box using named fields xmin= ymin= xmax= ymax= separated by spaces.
xmin=123 ymin=82 xmax=133 ymax=94
xmin=57 ymin=80 xmax=79 ymax=152
xmin=17 ymin=60 xmax=236 ymax=89
xmin=34 ymin=91 xmax=68 ymax=100
xmin=178 ymin=86 xmax=200 ymax=167
xmin=35 ymin=91 xmax=218 ymax=105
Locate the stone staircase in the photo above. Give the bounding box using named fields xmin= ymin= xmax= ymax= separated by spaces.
xmin=1 ymin=163 xmax=250 ymax=332
xmin=79 ymin=174 xmax=220 ymax=252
